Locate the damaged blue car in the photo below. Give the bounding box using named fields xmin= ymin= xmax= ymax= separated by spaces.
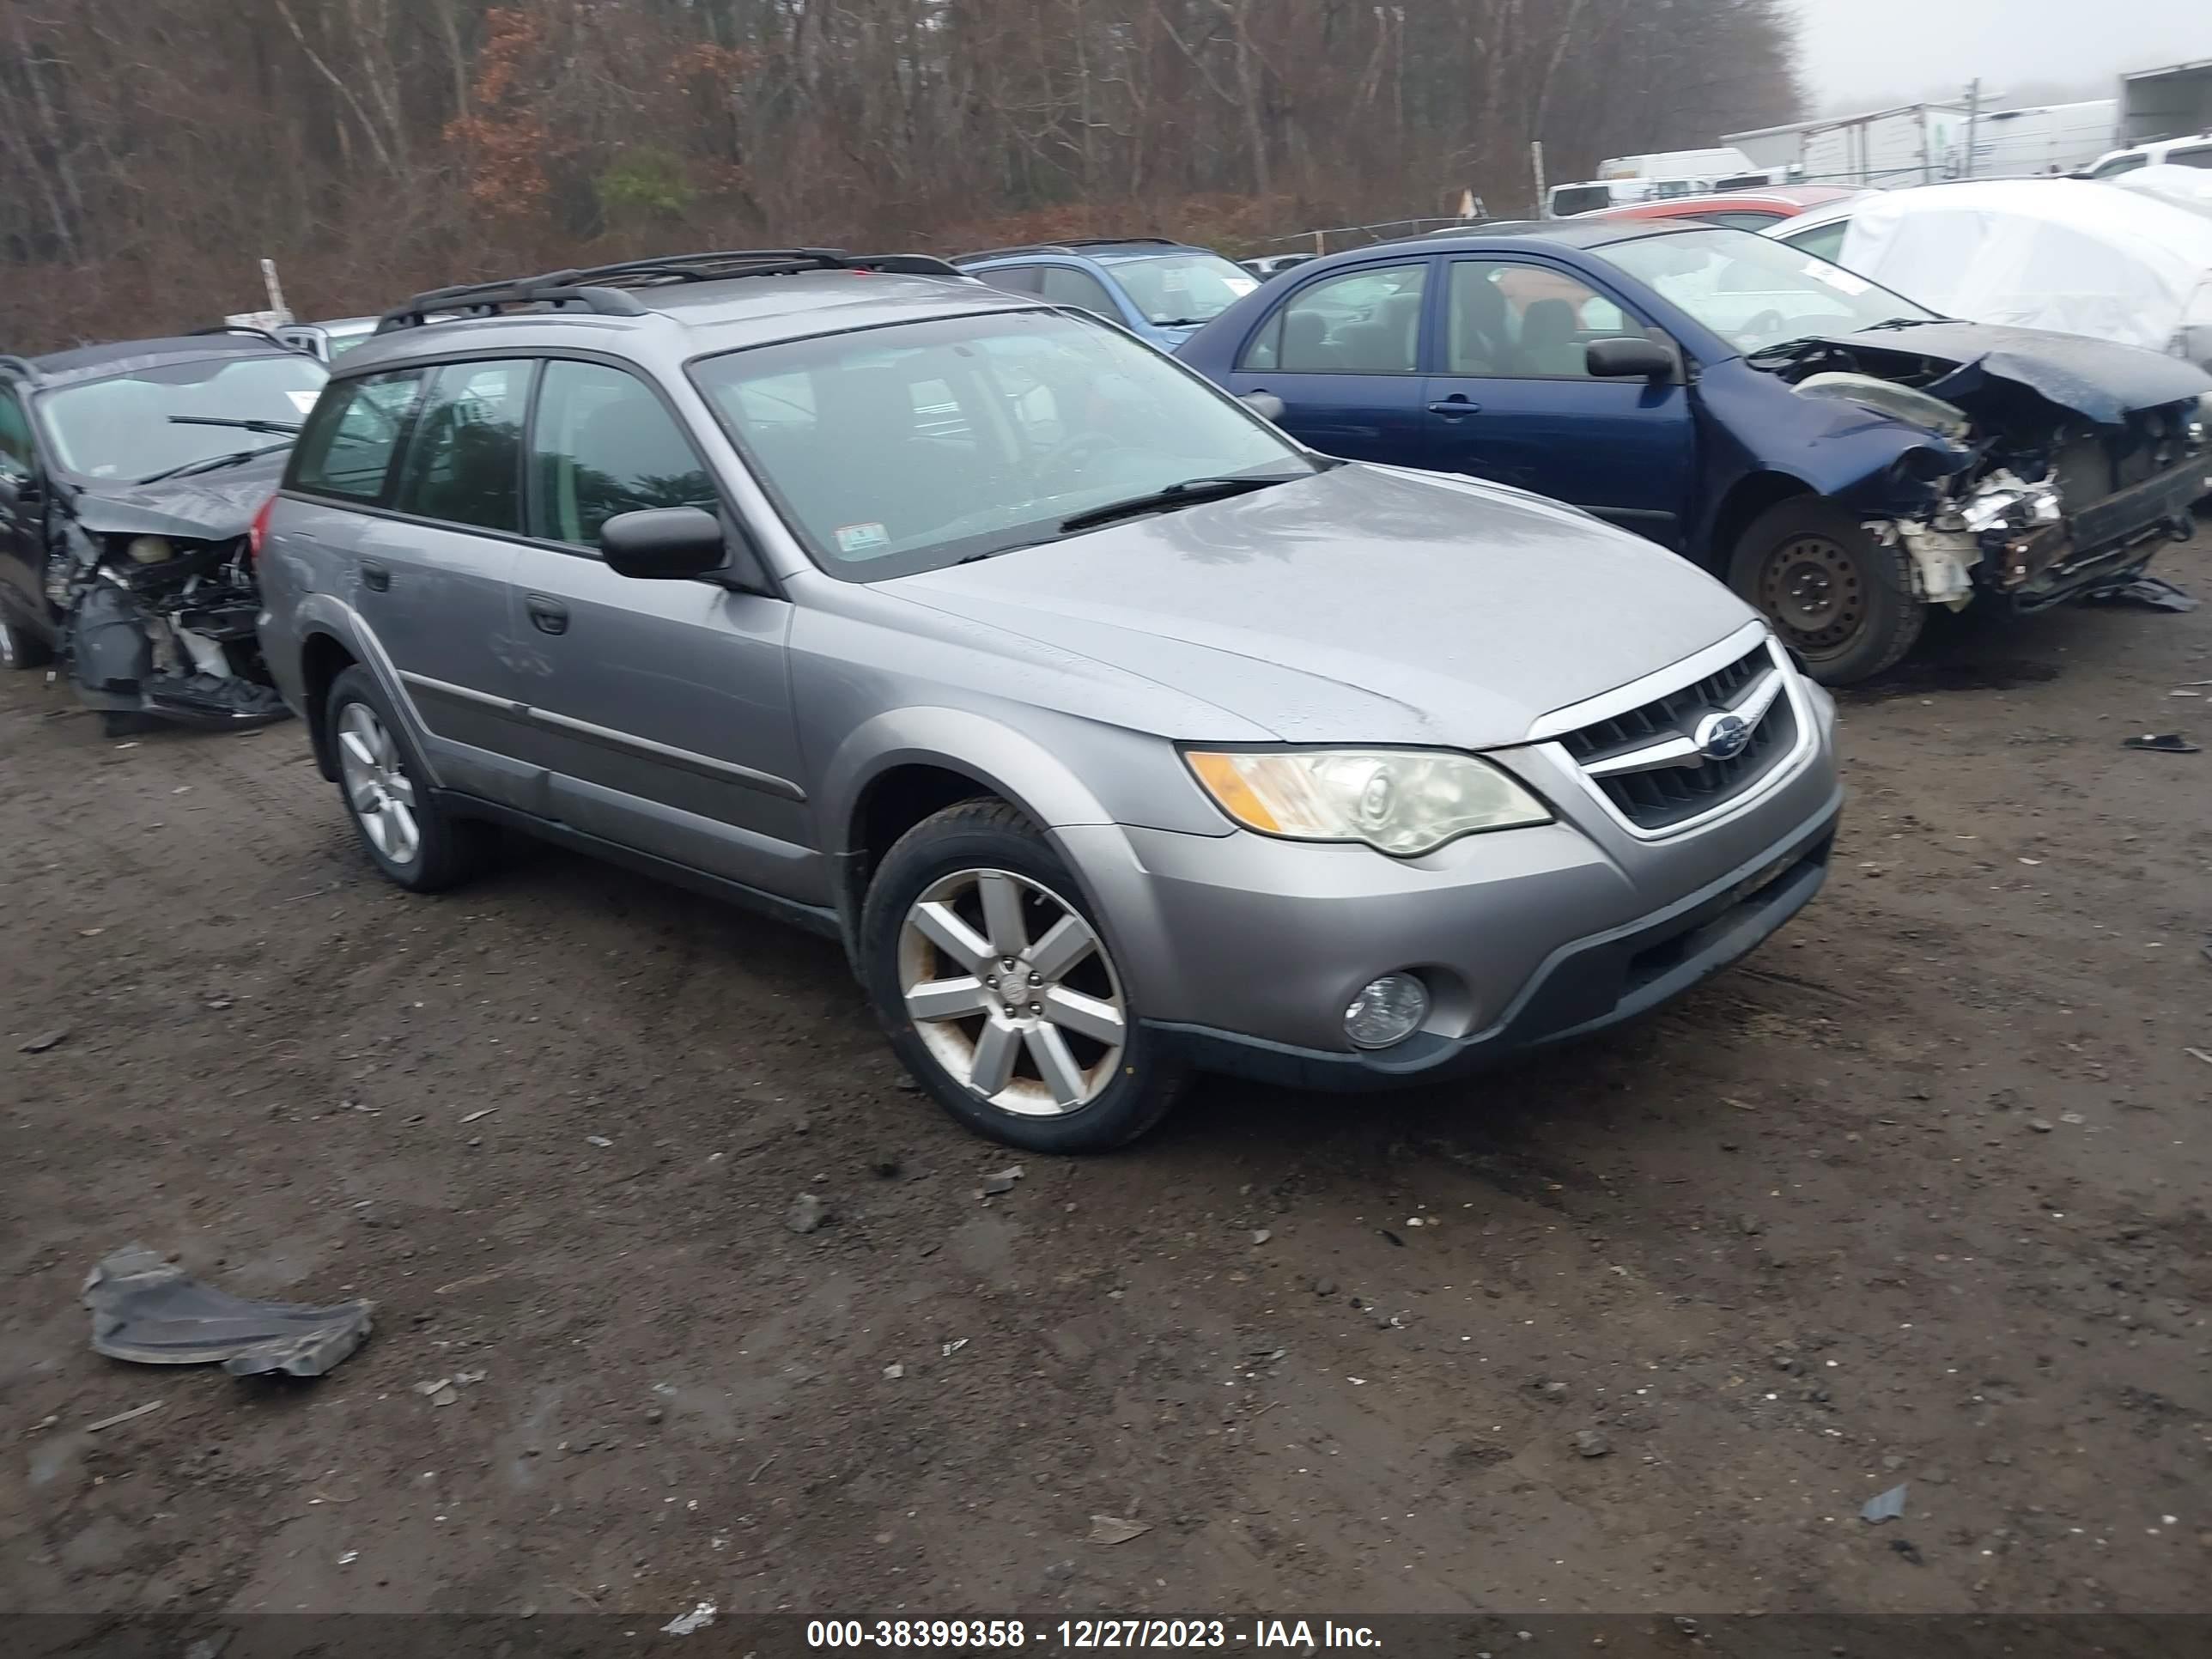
xmin=1176 ymin=221 xmax=2212 ymax=683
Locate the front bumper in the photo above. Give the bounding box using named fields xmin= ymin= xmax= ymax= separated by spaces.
xmin=1133 ymin=794 xmax=1837 ymax=1090
xmin=2002 ymin=450 xmax=2207 ymax=609
xmin=1054 ymin=658 xmax=1842 ymax=1091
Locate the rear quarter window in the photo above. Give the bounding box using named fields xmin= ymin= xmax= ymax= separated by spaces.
xmin=289 ymin=370 xmax=425 ymax=503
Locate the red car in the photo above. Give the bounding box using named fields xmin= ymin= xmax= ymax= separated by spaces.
xmin=1583 ymin=185 xmax=1863 ymax=230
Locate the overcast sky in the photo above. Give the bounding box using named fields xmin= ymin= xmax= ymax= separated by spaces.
xmin=1791 ymin=0 xmax=2209 ymax=112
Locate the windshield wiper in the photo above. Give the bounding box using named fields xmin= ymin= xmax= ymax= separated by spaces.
xmin=1057 ymin=473 xmax=1304 ymax=535
xmin=168 ymin=415 xmax=303 ymax=435
xmin=135 ymin=440 xmax=294 ymax=485
xmin=1860 ymin=317 xmax=1947 ymax=331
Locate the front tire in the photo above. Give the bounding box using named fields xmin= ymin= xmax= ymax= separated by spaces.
xmin=325 ymin=665 xmax=493 ymax=892
xmin=860 ymin=799 xmax=1188 ymax=1152
xmin=1728 ymin=497 xmax=1923 ymax=685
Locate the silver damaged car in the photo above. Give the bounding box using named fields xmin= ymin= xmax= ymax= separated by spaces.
xmin=255 ymin=249 xmax=1844 ymax=1151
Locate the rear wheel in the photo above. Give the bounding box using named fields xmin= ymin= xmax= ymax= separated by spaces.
xmin=1728 ymin=497 xmax=1923 ymax=685
xmin=0 ymin=618 xmax=52 ymax=671
xmin=861 ymin=799 xmax=1188 ymax=1152
xmin=325 ymin=665 xmax=494 ymax=892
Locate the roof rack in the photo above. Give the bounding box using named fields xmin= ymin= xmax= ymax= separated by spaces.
xmin=951 ymin=236 xmax=1183 ymax=264
xmin=378 ymin=248 xmax=969 ymax=332
xmin=190 ymin=324 xmax=294 ymax=349
xmin=0 ymin=353 xmax=42 ymax=383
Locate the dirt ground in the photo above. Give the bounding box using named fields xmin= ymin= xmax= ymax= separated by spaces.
xmin=4 ymin=535 xmax=2210 ymax=1622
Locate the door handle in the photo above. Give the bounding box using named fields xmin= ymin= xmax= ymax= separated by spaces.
xmin=526 ymin=596 xmax=569 ymax=636
xmin=360 ymin=561 xmax=391 ymax=592
xmin=1427 ymin=398 xmax=1482 ymax=417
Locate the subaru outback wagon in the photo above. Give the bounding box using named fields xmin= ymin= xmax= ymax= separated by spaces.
xmin=257 ymin=248 xmax=1844 ymax=1152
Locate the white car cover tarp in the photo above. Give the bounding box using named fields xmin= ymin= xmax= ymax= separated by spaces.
xmin=2112 ymin=164 xmax=2212 ymax=221
xmin=1834 ymin=179 xmax=2212 ymax=365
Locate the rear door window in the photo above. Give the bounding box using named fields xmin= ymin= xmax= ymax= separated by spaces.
xmin=1780 ymin=221 xmax=1849 ymax=264
xmin=973 ymin=264 xmax=1042 ymax=295
xmin=1038 ymin=266 xmax=1121 ymax=319
xmin=392 ymin=360 xmax=532 ymax=533
xmin=1240 ymin=263 xmax=1429 ymax=374
xmin=289 ymin=370 xmax=425 ymax=504
xmin=527 ymin=360 xmax=716 ymax=548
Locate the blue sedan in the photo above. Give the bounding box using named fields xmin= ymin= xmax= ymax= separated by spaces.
xmin=1176 ymin=221 xmax=2212 ymax=683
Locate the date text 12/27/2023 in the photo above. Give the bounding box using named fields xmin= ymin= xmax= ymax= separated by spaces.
xmin=805 ymin=1620 xmax=1382 ymax=1650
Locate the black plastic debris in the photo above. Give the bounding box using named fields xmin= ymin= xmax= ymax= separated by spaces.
xmin=82 ymin=1245 xmax=373 ymax=1378
xmin=1890 ymin=1538 xmax=1926 ymax=1566
xmin=1861 ymin=1483 xmax=1908 ymax=1523
xmin=2122 ymin=733 xmax=2200 ymax=753
xmin=2084 ymin=574 xmax=2197 ymax=613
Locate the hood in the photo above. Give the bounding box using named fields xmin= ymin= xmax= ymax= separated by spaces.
xmin=888 ymin=463 xmax=1753 ymax=750
xmin=65 ymin=451 xmax=287 ymax=542
xmin=1786 ymin=322 xmax=2212 ymax=428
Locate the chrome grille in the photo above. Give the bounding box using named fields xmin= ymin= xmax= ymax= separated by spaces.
xmin=1557 ymin=642 xmax=1796 ymax=832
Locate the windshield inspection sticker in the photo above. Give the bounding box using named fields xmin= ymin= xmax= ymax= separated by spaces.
xmin=287 ymin=389 xmax=320 ymax=414
xmin=835 ymin=521 xmax=890 ymax=556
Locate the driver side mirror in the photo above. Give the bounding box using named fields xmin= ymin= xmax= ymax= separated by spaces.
xmin=1585 ymin=337 xmax=1674 ymax=380
xmin=1239 ymin=391 xmax=1287 ymax=422
xmin=600 ymin=506 xmax=769 ymax=591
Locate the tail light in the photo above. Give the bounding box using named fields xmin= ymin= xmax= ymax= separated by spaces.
xmin=247 ymin=495 xmax=276 ymax=562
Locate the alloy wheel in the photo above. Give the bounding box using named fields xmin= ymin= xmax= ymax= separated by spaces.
xmin=336 ymin=701 xmax=421 ymax=866
xmin=896 ymin=867 xmax=1127 ymax=1116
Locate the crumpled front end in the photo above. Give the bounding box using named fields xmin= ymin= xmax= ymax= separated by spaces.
xmin=1771 ymin=335 xmax=2212 ymax=611
xmin=49 ymin=513 xmax=287 ymax=729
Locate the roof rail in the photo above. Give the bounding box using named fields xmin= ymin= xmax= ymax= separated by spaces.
xmin=378 ymin=248 xmax=969 ymax=332
xmin=0 ymin=353 xmax=41 ymax=383
xmin=190 ymin=324 xmax=295 ymax=349
xmin=952 ymin=236 xmax=1182 ymax=264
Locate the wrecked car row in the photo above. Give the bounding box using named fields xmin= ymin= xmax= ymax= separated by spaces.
xmin=1173 ymin=220 xmax=2212 ymax=683
xmin=0 ymin=332 xmax=325 ymax=732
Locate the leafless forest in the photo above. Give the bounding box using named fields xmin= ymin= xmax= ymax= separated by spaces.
xmin=0 ymin=0 xmax=1801 ymax=349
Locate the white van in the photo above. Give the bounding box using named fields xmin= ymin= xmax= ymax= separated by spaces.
xmin=2085 ymin=132 xmax=2212 ymax=179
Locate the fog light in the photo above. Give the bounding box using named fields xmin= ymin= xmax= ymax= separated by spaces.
xmin=1345 ymin=973 xmax=1429 ymax=1049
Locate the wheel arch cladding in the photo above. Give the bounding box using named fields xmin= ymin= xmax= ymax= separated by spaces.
xmin=299 ymin=629 xmax=359 ymax=781
xmin=824 ymin=708 xmax=1127 ymax=864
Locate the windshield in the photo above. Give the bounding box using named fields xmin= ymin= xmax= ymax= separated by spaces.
xmin=1104 ymin=252 xmax=1260 ymax=325
xmin=1594 ymin=225 xmax=1936 ymax=352
xmin=38 ymin=353 xmax=328 ymax=480
xmin=691 ymin=308 xmax=1311 ymax=579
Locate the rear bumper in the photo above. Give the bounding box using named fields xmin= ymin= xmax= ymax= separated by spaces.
xmin=1138 ymin=788 xmax=1840 ymax=1091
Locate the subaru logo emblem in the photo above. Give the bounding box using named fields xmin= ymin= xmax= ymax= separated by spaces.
xmin=1694 ymin=710 xmax=1752 ymax=763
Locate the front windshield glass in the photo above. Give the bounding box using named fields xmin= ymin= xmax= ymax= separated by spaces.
xmin=38 ymin=353 xmax=329 ymax=480
xmin=691 ymin=308 xmax=1310 ymax=579
xmin=1105 ymin=252 xmax=1260 ymax=325
xmin=1594 ymin=225 xmax=1936 ymax=353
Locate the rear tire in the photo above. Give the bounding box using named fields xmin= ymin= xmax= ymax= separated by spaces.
xmin=1728 ymin=496 xmax=1923 ymax=685
xmin=860 ymin=799 xmax=1188 ymax=1153
xmin=325 ymin=665 xmax=494 ymax=892
xmin=0 ymin=618 xmax=52 ymax=671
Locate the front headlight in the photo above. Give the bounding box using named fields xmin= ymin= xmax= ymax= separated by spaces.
xmin=125 ymin=536 xmax=174 ymax=565
xmin=1184 ymin=748 xmax=1551 ymax=857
